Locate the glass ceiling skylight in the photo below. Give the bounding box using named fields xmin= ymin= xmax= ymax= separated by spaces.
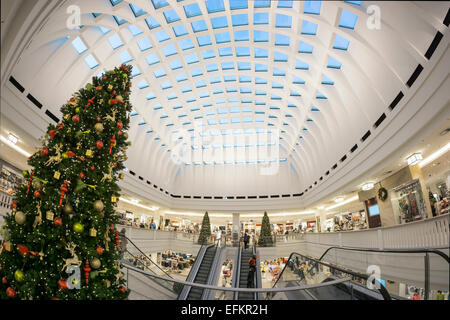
xmin=67 ymin=0 xmax=362 ymax=169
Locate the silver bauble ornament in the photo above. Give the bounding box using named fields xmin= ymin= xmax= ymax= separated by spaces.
xmin=94 ymin=123 xmax=104 ymax=133
xmin=32 ymin=179 xmax=42 ymax=190
xmin=90 ymin=258 xmax=101 ymax=269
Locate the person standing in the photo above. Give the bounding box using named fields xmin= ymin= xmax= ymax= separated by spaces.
xmin=243 ymin=233 xmax=249 ymax=250
xmin=247 ymin=254 xmax=257 ymax=288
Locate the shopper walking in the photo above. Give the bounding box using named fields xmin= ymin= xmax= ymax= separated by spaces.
xmin=247 ymin=254 xmax=257 ymax=288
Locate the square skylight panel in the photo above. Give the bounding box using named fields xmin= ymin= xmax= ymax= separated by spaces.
xmin=190 ymin=67 xmax=203 ymax=77
xmin=298 ymin=41 xmax=314 ymax=53
xmin=255 ymin=63 xmax=268 ymax=72
xmin=138 ymin=79 xmax=149 ymax=89
xmin=151 ymin=0 xmax=169 ymax=9
xmin=301 ymin=20 xmax=318 ymax=35
xmin=229 ymin=0 xmax=248 ymax=10
xmin=254 ymin=30 xmax=269 ymax=42
xmin=128 ymin=25 xmax=142 ymax=37
xmin=293 ymin=76 xmax=305 ymax=84
xmin=210 ymin=76 xmax=221 ymax=84
xmin=185 ymin=52 xmax=199 ymax=64
xmin=254 ymin=48 xmax=268 ymax=58
xmin=215 ymin=32 xmax=231 ymax=43
xmin=273 ymin=68 xmax=285 ymax=76
xmin=254 ymin=0 xmax=271 ymax=8
xmin=153 ymin=67 xmax=166 ymax=78
xmin=333 ymin=34 xmax=350 ymax=50
xmin=275 ymin=34 xmax=290 ymax=46
xmin=236 ymin=46 xmax=250 ymax=56
xmin=164 ymin=10 xmax=180 ymax=24
xmin=137 ymin=37 xmax=152 ymax=51
xmin=197 ymin=35 xmax=212 ymax=46
xmin=155 ymin=30 xmax=171 ymax=42
xmin=218 ymin=46 xmax=233 ymax=56
xmin=118 ymin=50 xmax=132 ymax=63
xmin=202 ymin=49 xmax=215 ymax=59
xmin=274 ymin=51 xmax=288 ymax=62
xmin=327 ymin=56 xmax=342 ymax=69
xmin=232 ymin=14 xmax=248 ymax=26
xmin=221 ymin=62 xmax=234 ymax=70
xmin=339 ymin=9 xmax=358 ymax=29
xmin=191 ymin=20 xmax=208 ymax=32
xmin=84 ymin=54 xmax=99 ymax=69
xmin=304 ymin=0 xmax=321 ymax=14
xmin=113 ymin=16 xmax=127 ymax=26
xmin=131 ymin=65 xmax=141 ymax=77
xmin=345 ymin=0 xmax=362 ymax=5
xmin=238 ymin=62 xmax=251 ymax=70
xmin=146 ymin=53 xmax=159 ymax=65
xmin=277 ymin=0 xmax=293 ymax=8
xmin=253 ymin=12 xmax=269 ymax=24
xmin=110 ymin=0 xmax=123 ymax=6
xmin=129 ymin=3 xmax=147 ymax=17
xmin=160 ymin=80 xmax=172 ymax=89
xmin=239 ymin=75 xmax=251 ymax=82
xmin=234 ymin=30 xmax=249 ymax=41
xmin=145 ymin=17 xmax=160 ymax=30
xmin=71 ymin=37 xmax=87 ymax=54
xmin=224 ymin=75 xmax=236 ymax=81
xmin=179 ymin=38 xmax=195 ymax=50
xmin=170 ymin=59 xmax=183 ymax=70
xmin=295 ymin=59 xmax=309 ymax=69
xmin=322 ymin=75 xmax=334 ymax=85
xmin=163 ymin=43 xmax=177 ymax=56
xmin=173 ymin=24 xmax=188 ymax=37
xmin=206 ymin=0 xmax=225 ymax=13
xmin=211 ymin=16 xmax=228 ymax=29
xmin=206 ymin=63 xmax=218 ymax=72
xmin=276 ymin=14 xmax=292 ymax=28
xmin=184 ymin=3 xmax=202 ymax=18
xmin=255 ymin=77 xmax=267 ymax=84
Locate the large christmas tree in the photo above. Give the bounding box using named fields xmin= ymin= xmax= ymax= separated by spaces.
xmin=197 ymin=212 xmax=211 ymax=245
xmin=0 ymin=64 xmax=133 ymax=299
xmin=258 ymin=212 xmax=273 ymax=247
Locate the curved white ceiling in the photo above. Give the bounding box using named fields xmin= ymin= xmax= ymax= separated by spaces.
xmin=7 ymin=0 xmax=449 ymax=199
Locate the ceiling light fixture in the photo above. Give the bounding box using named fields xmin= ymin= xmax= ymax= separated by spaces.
xmin=7 ymin=133 xmax=18 ymax=145
xmin=0 ymin=135 xmax=31 ymax=157
xmin=407 ymin=152 xmax=423 ymax=166
xmin=119 ymin=197 xmax=158 ymax=211
xmin=362 ymin=183 xmax=374 ymax=191
xmin=419 ymin=142 xmax=450 ymax=168
xmin=317 ymin=206 xmax=325 ymax=210
xmin=326 ymin=195 xmax=359 ymax=211
xmin=334 ymin=197 xmax=344 ymax=203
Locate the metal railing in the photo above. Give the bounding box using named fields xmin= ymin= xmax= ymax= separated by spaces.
xmin=123 ymin=262 xmax=353 ymax=298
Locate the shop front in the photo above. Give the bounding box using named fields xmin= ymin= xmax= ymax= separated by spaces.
xmin=390 ymin=179 xmax=428 ymax=225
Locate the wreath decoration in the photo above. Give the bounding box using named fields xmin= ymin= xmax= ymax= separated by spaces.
xmin=378 ymin=187 xmax=388 ymax=201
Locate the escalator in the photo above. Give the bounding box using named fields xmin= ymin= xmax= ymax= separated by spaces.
xmin=234 ymin=242 xmax=260 ymax=300
xmin=186 ymin=244 xmax=217 ymax=300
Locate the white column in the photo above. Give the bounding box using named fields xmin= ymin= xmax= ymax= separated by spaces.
xmin=315 ymin=210 xmax=327 ymax=233
xmin=232 ymin=212 xmax=240 ymax=247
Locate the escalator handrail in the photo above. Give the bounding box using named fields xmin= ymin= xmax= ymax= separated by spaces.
xmin=120 ymin=233 xmax=174 ymax=279
xmin=201 ymin=238 xmax=225 ymax=299
xmin=317 ymin=245 xmax=450 ymax=264
xmin=233 ymin=239 xmax=243 ymax=299
xmin=252 ymin=242 xmax=260 ymax=300
xmin=271 ymin=251 xmax=392 ymax=300
xmin=123 ymin=262 xmax=352 ymax=293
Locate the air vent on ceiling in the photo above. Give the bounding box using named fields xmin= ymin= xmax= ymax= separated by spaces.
xmin=138 ymin=176 xmax=143 ymax=180
xmin=193 ymin=196 xmax=201 ymax=199
xmin=9 ymin=76 xmax=24 ymax=92
xmin=340 ymin=155 xmax=347 ymax=163
xmin=226 ymin=196 xmax=235 ymax=199
xmin=146 ymin=180 xmax=151 ymax=185
xmin=204 ymin=196 xmax=212 ymax=199
xmin=293 ymin=193 xmax=302 ymax=197
xmin=214 ymin=196 xmax=223 ymax=199
xmin=332 ymin=164 xmax=338 ymax=170
xmin=425 ymin=31 xmax=443 ymax=60
xmin=183 ymin=195 xmax=191 ymax=199
xmin=406 ymin=64 xmax=423 ymax=87
xmin=26 ymin=93 xmax=42 ymax=109
xmin=45 ymin=110 xmax=59 ymax=123
xmin=282 ymin=194 xmax=290 ymax=198
xmin=444 ymin=8 xmax=450 ymax=26
xmin=361 ymin=130 xmax=371 ymax=142
xmin=373 ymin=113 xmax=386 ymax=129
xmin=350 ymin=144 xmax=358 ymax=153
xmin=129 ymin=171 xmax=135 ymax=176
xmin=270 ymin=195 xmax=280 ymax=198
xmin=236 ymin=196 xmax=245 ymax=199
xmin=248 ymin=196 xmax=257 ymax=199
xmin=389 ymin=91 xmax=404 ymax=111
xmin=259 ymin=195 xmax=268 ymax=199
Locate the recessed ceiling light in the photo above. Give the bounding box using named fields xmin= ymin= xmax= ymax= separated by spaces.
xmin=407 ymin=153 xmax=423 ymax=165
xmin=334 ymin=197 xmax=344 ymax=203
xmin=7 ymin=133 xmax=18 ymax=145
xmin=362 ymin=183 xmax=374 ymax=191
xmin=317 ymin=206 xmax=325 ymax=210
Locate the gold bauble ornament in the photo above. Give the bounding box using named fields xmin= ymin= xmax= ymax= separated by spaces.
xmin=73 ymin=222 xmax=84 ymax=233
xmin=94 ymin=123 xmax=104 ymax=133
xmin=63 ymin=203 xmax=73 ymax=214
xmin=32 ymin=179 xmax=42 ymax=190
xmin=15 ymin=211 xmax=26 ymax=225
xmin=90 ymin=258 xmax=101 ymax=269
xmin=14 ymin=270 xmax=24 ymax=282
xmin=93 ymin=200 xmax=104 ymax=212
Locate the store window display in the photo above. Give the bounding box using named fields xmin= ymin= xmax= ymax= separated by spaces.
xmin=391 ymin=179 xmax=428 ymax=224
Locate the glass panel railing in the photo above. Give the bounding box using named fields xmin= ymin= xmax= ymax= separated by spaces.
xmin=268 ymin=252 xmax=391 ymax=300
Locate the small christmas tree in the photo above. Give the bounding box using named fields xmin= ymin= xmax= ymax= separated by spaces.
xmin=0 ymin=64 xmax=133 ymax=300
xmin=258 ymin=212 xmax=273 ymax=247
xmin=197 ymin=212 xmax=211 ymax=245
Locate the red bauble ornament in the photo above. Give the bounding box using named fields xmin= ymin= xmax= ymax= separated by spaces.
xmin=96 ymin=86 xmax=102 ymax=91
xmin=100 ymin=212 xmax=104 ymax=217
xmin=102 ymin=75 xmax=106 ymax=80
xmin=116 ymin=122 xmax=123 ymax=129
xmin=34 ymin=190 xmax=41 ymax=198
xmin=66 ymin=151 xmax=75 ymax=158
xmin=41 ymin=147 xmax=49 ymax=157
xmin=109 ymin=225 xmax=115 ymax=230
xmin=96 ymin=247 xmax=104 ymax=255
xmin=90 ymin=165 xmax=95 ymax=171
xmin=96 ymin=141 xmax=103 ymax=149
xmin=49 ymin=130 xmax=57 ymax=139
xmin=112 ymin=90 xmax=116 ymax=95
xmin=6 ymin=287 xmax=15 ymax=298
xmin=113 ymin=162 xmax=117 ymax=167
xmin=51 ymin=297 xmax=62 ymax=300
xmin=2 ymin=277 xmax=7 ymax=284
xmin=11 ymin=202 xmax=17 ymax=209
xmin=96 ymin=116 xmax=101 ymax=121
xmin=17 ymin=244 xmax=29 ymax=257
xmin=58 ymin=280 xmax=69 ymax=291
xmin=118 ymin=131 xmax=123 ymax=136
xmin=54 ymin=217 xmax=62 ymax=226
xmin=119 ymin=287 xmax=126 ymax=293
xmin=72 ymin=115 xmax=80 ymax=122
xmin=79 ymin=172 xmax=85 ymax=179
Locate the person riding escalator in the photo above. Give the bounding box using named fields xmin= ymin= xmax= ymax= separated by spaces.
xmin=247 ymin=254 xmax=257 ymax=288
